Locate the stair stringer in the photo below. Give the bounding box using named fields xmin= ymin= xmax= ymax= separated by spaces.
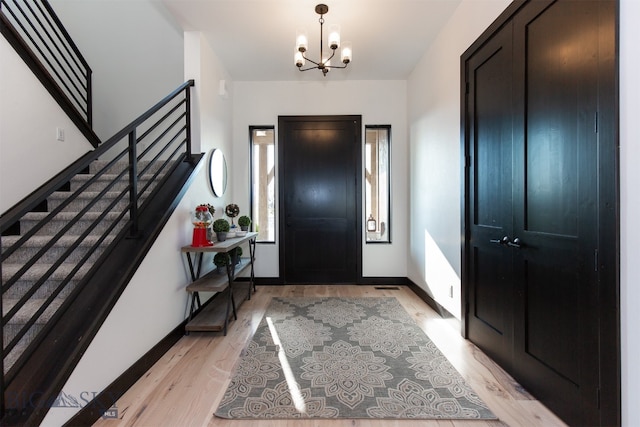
xmin=2 ymin=154 xmax=205 ymax=427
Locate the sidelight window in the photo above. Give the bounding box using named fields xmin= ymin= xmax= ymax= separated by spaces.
xmin=364 ymin=125 xmax=391 ymax=243
xmin=250 ymin=126 xmax=276 ymax=243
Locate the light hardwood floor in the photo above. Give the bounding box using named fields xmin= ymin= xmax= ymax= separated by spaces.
xmin=93 ymin=285 xmax=567 ymax=427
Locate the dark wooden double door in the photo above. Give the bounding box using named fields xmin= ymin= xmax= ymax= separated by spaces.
xmin=278 ymin=115 xmax=361 ymax=284
xmin=463 ymin=1 xmax=618 ymax=425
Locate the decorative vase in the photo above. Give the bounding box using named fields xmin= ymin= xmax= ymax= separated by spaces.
xmin=216 ymin=231 xmax=228 ymax=242
xmin=240 ymin=225 xmax=249 ymax=231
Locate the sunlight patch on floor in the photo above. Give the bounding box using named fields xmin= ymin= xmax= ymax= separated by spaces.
xmin=266 ymin=316 xmax=307 ymax=413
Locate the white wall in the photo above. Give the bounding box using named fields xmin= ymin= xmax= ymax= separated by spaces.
xmin=184 ymin=32 xmax=233 ymax=162
xmin=0 ymin=38 xmax=93 ymax=213
xmin=50 ymin=0 xmax=184 ymax=141
xmin=619 ymin=0 xmax=638 ymax=424
xmin=183 ymin=31 xmax=234 ymax=221
xmin=232 ymin=80 xmax=408 ymax=278
xmin=40 ymin=30 xmax=233 ymax=427
xmin=406 ymin=0 xmax=511 ymax=318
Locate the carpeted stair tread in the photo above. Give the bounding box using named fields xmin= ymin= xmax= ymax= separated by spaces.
xmin=46 ymin=192 xmax=132 ymax=212
xmin=46 ymin=190 xmax=151 ymax=212
xmin=1 ymin=234 xmax=115 ymax=248
xmin=89 ymin=159 xmax=167 ymax=174
xmin=48 ymin=190 xmax=129 ymax=199
xmin=16 ymin=210 xmax=128 ymax=237
xmin=3 ymin=278 xmax=82 ymax=300
xmin=47 ymin=190 xmax=131 ymax=204
xmin=3 ymin=298 xmax=64 ymax=323
xmin=1 ymin=235 xmax=116 ymax=265
xmin=2 ymin=261 xmax=92 ymax=282
xmin=3 ymin=298 xmax=65 ymax=359
xmin=70 ymin=173 xmax=161 ymax=192
xmin=20 ymin=210 xmax=124 ymax=222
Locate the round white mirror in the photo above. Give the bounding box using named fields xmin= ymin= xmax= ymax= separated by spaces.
xmin=209 ymin=149 xmax=227 ymax=197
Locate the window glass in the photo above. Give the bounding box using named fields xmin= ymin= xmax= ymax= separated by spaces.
xmin=250 ymin=127 xmax=276 ymax=242
xmin=365 ymin=125 xmax=391 ymax=243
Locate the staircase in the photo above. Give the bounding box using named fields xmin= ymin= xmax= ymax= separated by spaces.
xmin=0 ymin=80 xmax=198 ymax=426
xmin=1 ymin=2 xmax=201 ymax=423
xmin=1 ymin=160 xmax=166 ymax=375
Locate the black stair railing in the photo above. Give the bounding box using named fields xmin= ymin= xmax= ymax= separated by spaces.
xmin=0 ymin=79 xmax=196 ymax=419
xmin=0 ymin=0 xmax=97 ymax=145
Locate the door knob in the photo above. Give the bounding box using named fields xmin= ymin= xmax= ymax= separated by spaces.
xmin=490 ymin=236 xmax=510 ymax=245
xmin=507 ymin=237 xmax=522 ymax=248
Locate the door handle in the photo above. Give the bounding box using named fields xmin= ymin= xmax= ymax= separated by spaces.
xmin=490 ymin=236 xmax=510 ymax=245
xmin=507 ymin=237 xmax=522 ymax=248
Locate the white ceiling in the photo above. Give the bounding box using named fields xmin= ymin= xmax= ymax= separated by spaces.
xmin=161 ymin=0 xmax=462 ymax=81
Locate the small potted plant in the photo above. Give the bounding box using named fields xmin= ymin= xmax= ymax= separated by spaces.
xmin=213 ymin=252 xmax=229 ymax=274
xmin=212 ymin=218 xmax=230 ymax=242
xmin=234 ymin=246 xmax=243 ymax=264
xmin=225 ymin=203 xmax=240 ymax=237
xmin=225 ymin=203 xmax=240 ymax=226
xmin=238 ymin=215 xmax=251 ymax=231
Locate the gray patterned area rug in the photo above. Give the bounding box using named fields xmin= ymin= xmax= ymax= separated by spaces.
xmin=215 ymin=297 xmax=497 ymax=420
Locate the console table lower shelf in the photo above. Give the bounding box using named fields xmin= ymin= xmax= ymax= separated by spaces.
xmin=185 ymin=282 xmax=252 ymax=332
xmin=184 ymin=257 xmax=255 ymax=334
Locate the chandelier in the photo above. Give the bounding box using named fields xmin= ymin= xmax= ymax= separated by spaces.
xmin=294 ymin=4 xmax=352 ymax=76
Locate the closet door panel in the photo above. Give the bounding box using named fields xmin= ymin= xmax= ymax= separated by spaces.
xmin=511 ymin=0 xmax=601 ymax=423
xmin=465 ymin=22 xmax=514 ymax=371
xmin=523 ymin=252 xmax=580 ymax=384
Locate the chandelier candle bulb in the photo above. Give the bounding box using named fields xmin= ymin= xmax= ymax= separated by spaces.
xmin=295 ymin=50 xmax=305 ymax=67
xmin=341 ymin=41 xmax=352 ymax=63
xmin=328 ymin=24 xmax=340 ymax=49
xmin=296 ymin=30 xmax=308 ymax=52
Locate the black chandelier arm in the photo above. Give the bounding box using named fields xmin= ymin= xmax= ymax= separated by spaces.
xmin=299 ymin=47 xmax=337 ymax=68
xmin=297 ymin=54 xmax=320 ymax=72
xmin=298 ymin=61 xmax=349 ymax=73
xmin=297 ymin=65 xmax=320 ymax=72
xmin=300 ymin=52 xmax=321 ymax=67
xmin=325 ymin=48 xmax=336 ymax=63
xmin=325 ymin=63 xmax=349 ymax=70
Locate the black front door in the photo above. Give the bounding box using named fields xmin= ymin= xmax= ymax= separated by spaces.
xmin=279 ymin=115 xmax=361 ymax=283
xmin=464 ymin=0 xmax=618 ymax=424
